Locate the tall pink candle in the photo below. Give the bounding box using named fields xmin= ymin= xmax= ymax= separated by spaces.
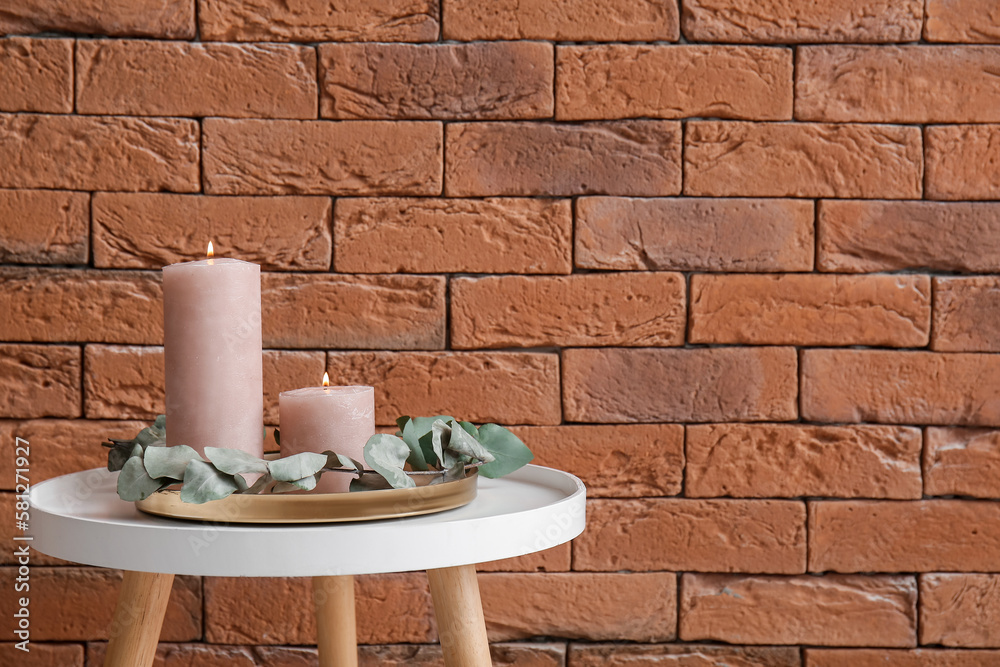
xmin=279 ymin=384 xmax=374 ymax=493
xmin=163 ymin=255 xmax=264 ymax=457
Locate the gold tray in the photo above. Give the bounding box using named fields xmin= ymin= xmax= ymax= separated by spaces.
xmin=135 ymin=470 xmax=478 ymax=524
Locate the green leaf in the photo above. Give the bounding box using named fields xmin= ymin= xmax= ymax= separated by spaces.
xmin=153 ymin=414 xmax=166 ymax=431
xmin=273 ymin=475 xmax=318 ymax=493
xmin=363 ymin=434 xmax=415 ymax=489
xmin=135 ymin=418 xmax=166 ymax=448
xmin=458 ymin=421 xmax=478 ymax=438
xmin=243 ymin=472 xmax=274 ymax=495
xmin=447 ymin=421 xmax=495 ymax=463
xmin=204 ymin=447 xmax=269 ymax=476
xmin=273 ymin=428 xmax=281 ymax=447
xmin=143 ymin=445 xmax=202 ymax=480
xmin=107 ymin=444 xmax=132 ymax=472
xmin=430 ymin=419 xmax=460 ymax=469
xmin=475 ymin=424 xmax=534 ymax=479
xmin=117 ymin=454 xmax=166 ymax=501
xmin=397 ymin=417 xmax=430 ymax=471
xmin=268 ymin=452 xmax=328 ymax=482
xmin=323 ymin=451 xmax=364 ymax=473
xmin=180 ymin=459 xmax=240 ymax=504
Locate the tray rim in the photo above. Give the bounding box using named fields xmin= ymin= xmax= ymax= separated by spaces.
xmin=135 ymin=469 xmax=479 ymax=524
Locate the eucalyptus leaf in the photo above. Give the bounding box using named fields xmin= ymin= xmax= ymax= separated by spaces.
xmin=273 ymin=475 xmax=318 ymax=493
xmin=458 ymin=421 xmax=478 ymax=438
xmin=397 ymin=417 xmax=429 ymax=471
xmin=243 ymin=472 xmax=274 ymax=495
xmin=447 ymin=422 xmax=495 ymax=463
xmin=180 ymin=459 xmax=240 ymax=504
xmin=322 ymin=451 xmax=364 ymax=473
xmin=204 ymin=447 xmax=269 ymax=476
xmin=363 ymin=434 xmax=415 ymax=489
xmin=135 ymin=417 xmax=166 ymax=448
xmin=117 ymin=454 xmax=166 ymax=501
xmin=143 ymin=445 xmax=202 ymax=480
xmin=273 ymin=427 xmax=281 ymax=447
xmin=430 ymin=462 xmax=467 ymax=485
xmin=107 ymin=444 xmax=131 ymax=472
xmin=268 ymin=451 xmax=328 ymax=482
xmin=430 ymin=419 xmax=460 ymax=470
xmin=234 ymin=474 xmax=249 ymax=492
xmin=475 ymin=424 xmax=534 ymax=479
xmin=405 ymin=415 xmax=456 ymax=467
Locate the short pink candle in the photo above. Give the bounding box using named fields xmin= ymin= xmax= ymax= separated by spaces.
xmin=163 ymin=255 xmax=264 ymax=458
xmin=279 ymin=384 xmax=375 ymax=493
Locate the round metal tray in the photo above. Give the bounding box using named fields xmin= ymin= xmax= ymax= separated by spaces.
xmin=135 ymin=470 xmax=478 ymax=524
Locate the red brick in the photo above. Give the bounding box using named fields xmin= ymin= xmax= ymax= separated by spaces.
xmin=481 ymin=573 xmax=676 ymax=642
xmin=818 ymin=200 xmax=1000 ymax=273
xmin=926 ymin=0 xmax=1000 ymax=43
xmin=0 ymin=0 xmax=194 ymax=38
xmin=262 ymin=274 xmax=445 ymax=350
xmin=809 ymin=500 xmax=1000 ymax=573
xmin=203 ymin=119 xmax=441 ymax=196
xmin=443 ymin=0 xmax=679 ymax=41
xmin=334 ymin=198 xmax=571 ymax=274
xmin=576 ymin=197 xmax=813 ymax=272
xmin=262 ymin=351 xmax=326 ymax=425
xmin=76 ymin=40 xmax=316 ymax=119
xmin=510 ymin=424 xmax=684 ymax=497
xmin=682 ymin=0 xmax=922 ymax=43
xmin=687 ymin=424 xmax=922 ymax=499
xmin=476 ymin=545 xmax=571 ymax=573
xmin=0 ymin=269 xmax=161 ymax=345
xmin=85 ymin=643 xmax=564 ymax=667
xmin=452 ymin=273 xmax=685 ymax=349
xmin=933 ymin=278 xmax=1000 ymax=352
xmin=557 ymin=45 xmax=792 ymax=121
xmin=572 ymin=644 xmax=800 ymax=667
xmin=807 ymin=649 xmax=1000 ymax=667
xmin=445 ymin=121 xmax=681 ymax=197
xmin=0 ymin=345 xmax=80 ymax=419
xmin=199 ymin=0 xmax=438 ymax=42
xmin=320 ymin=42 xmax=552 ymax=120
xmin=797 ymin=46 xmax=1000 ymax=123
xmin=0 ymin=419 xmax=147 ymax=490
xmin=0 ymin=114 xmax=199 ymax=192
xmin=0 ymin=568 xmax=200 ymax=641
xmin=926 ymin=125 xmax=1000 ymax=200
xmin=0 ymin=643 xmax=83 ymax=666
xmin=680 ymin=574 xmax=917 ymax=646
xmin=576 ymin=499 xmax=805 ymax=574
xmin=685 ymin=121 xmax=922 ymax=198
xmin=327 ymin=352 xmax=560 ymax=426
xmin=925 ymin=428 xmax=1000 ymax=498
xmin=801 ymin=350 xmax=1000 ymax=426
xmin=93 ymin=193 xmax=331 ymax=271
xmin=83 ymin=346 xmax=324 ymax=424
xmin=563 ymin=347 xmax=798 ymax=423
xmin=360 ymin=643 xmax=566 ymax=667
xmin=0 ymin=38 xmax=72 ymax=113
xmin=205 ymin=574 xmax=435 ymax=645
xmin=84 ymin=345 xmax=164 ymax=420
xmin=0 ymin=190 xmax=88 ymax=265
xmin=921 ymin=574 xmax=1000 ymax=647
xmin=690 ymin=274 xmax=930 ymax=346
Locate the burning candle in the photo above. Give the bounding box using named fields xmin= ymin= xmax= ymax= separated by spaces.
xmin=279 ymin=373 xmax=375 ymax=493
xmin=163 ymin=242 xmax=264 ymax=457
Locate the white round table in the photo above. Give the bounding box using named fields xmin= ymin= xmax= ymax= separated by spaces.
xmin=29 ymin=465 xmax=586 ymax=667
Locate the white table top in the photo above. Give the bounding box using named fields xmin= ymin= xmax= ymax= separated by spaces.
xmin=28 ymin=465 xmax=586 ymax=577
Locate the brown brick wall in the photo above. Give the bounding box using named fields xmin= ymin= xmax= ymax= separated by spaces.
xmin=2 ymin=1 xmax=999 ymax=664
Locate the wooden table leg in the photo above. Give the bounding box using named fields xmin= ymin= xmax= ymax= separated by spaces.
xmin=427 ymin=564 xmax=492 ymax=667
xmin=104 ymin=571 xmax=174 ymax=667
xmin=313 ymin=575 xmax=358 ymax=667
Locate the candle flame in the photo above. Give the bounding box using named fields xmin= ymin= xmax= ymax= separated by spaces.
xmin=322 ymin=372 xmax=330 ymax=387
xmin=207 ymin=241 xmax=215 ymax=258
